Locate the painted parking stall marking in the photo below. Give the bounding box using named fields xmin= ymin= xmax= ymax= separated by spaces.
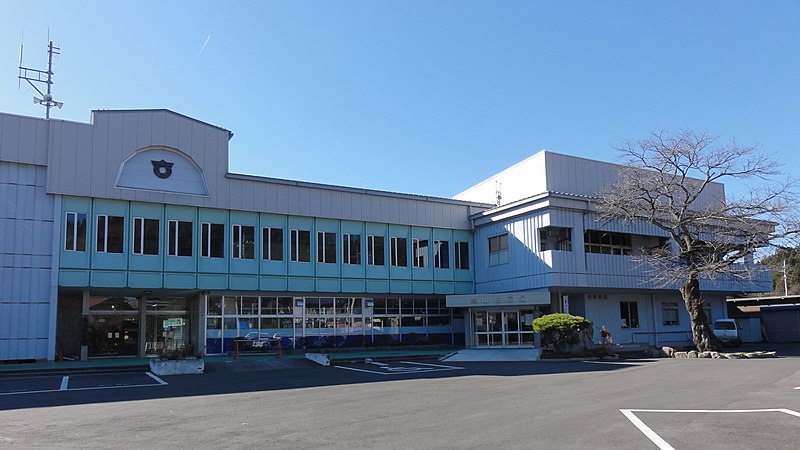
xmin=0 ymin=372 xmax=167 ymax=397
xmin=620 ymin=408 xmax=800 ymax=450
xmin=335 ymin=360 xmax=464 ymax=376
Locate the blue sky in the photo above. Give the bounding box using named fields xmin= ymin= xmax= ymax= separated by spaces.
xmin=2 ymin=1 xmax=798 ymax=198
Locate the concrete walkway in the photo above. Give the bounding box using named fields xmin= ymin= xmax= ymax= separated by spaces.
xmin=440 ymin=348 xmax=542 ymax=362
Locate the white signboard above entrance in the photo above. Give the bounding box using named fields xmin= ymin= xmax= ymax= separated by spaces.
xmin=445 ymin=291 xmax=551 ymax=308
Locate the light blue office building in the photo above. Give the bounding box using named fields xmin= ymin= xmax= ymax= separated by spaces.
xmin=0 ymin=109 xmax=771 ymax=361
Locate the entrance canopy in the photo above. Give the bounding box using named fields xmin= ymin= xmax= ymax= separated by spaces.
xmin=446 ymin=290 xmax=551 ymax=308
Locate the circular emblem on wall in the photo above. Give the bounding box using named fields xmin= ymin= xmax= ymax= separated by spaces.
xmin=151 ymin=159 xmax=174 ymax=179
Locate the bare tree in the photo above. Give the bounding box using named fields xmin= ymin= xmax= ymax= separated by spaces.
xmin=596 ymin=130 xmax=799 ymax=351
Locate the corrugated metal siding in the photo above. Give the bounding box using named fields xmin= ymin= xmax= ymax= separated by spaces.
xmin=474 ymin=205 xmax=768 ymax=294
xmin=37 ymin=110 xmax=480 ymax=229
xmin=0 ymin=161 xmax=53 ymax=360
xmin=0 ymin=113 xmax=49 ymax=166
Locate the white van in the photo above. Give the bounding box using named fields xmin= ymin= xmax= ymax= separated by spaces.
xmin=712 ymin=319 xmax=741 ymax=347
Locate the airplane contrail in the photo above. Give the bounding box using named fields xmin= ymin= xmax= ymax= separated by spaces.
xmin=200 ymin=34 xmax=212 ymax=55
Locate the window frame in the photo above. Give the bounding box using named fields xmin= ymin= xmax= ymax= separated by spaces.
xmin=342 ymin=233 xmax=361 ymax=265
xmin=201 ymin=222 xmax=225 ymax=259
xmin=488 ymin=233 xmax=509 ymax=266
xmin=317 ymin=231 xmax=337 ymax=264
xmin=620 ymin=301 xmax=640 ymax=329
xmin=232 ymin=224 xmax=255 ymax=260
xmin=168 ymin=220 xmax=193 ymax=257
xmin=132 ymin=217 xmax=160 ymax=256
xmin=454 ymin=241 xmax=469 ymax=270
xmin=661 ymin=302 xmax=680 ymax=326
xmin=584 ymin=230 xmax=632 ymax=256
xmin=433 ymin=240 xmax=449 ymax=269
xmin=261 ymin=227 xmax=284 ymax=261
xmin=367 ymin=235 xmax=385 ymax=266
xmin=64 ymin=211 xmax=87 ymax=252
xmin=290 ymin=229 xmax=311 ymax=263
xmin=412 ymin=238 xmax=429 ymax=268
xmin=96 ymin=214 xmax=125 ymax=254
xmin=390 ymin=237 xmax=408 ymax=267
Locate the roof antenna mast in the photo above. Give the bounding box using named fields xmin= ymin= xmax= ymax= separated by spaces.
xmin=18 ymin=37 xmax=63 ymax=119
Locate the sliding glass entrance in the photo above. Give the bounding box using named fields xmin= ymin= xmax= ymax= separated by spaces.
xmin=473 ymin=310 xmax=536 ymax=347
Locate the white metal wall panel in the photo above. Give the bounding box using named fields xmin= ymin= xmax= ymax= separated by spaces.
xmin=33 ymin=110 xmax=483 ymax=229
xmin=0 ymin=113 xmax=49 ymax=166
xmin=0 ymin=161 xmax=53 ymax=360
xmin=453 ymin=151 xmax=549 ymax=205
xmin=455 ymin=150 xmax=726 ymax=211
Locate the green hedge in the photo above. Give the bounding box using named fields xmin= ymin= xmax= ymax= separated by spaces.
xmin=532 ymin=313 xmax=591 ymax=333
xmin=533 ymin=313 xmax=593 ymax=353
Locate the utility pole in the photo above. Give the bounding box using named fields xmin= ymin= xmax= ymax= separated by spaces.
xmin=783 ymin=259 xmax=789 ymax=296
xmin=19 ymin=40 xmax=63 ymax=119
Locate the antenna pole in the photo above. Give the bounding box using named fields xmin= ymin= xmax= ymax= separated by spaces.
xmin=18 ymin=39 xmax=62 ymax=119
xmin=46 ymin=41 xmax=54 ymax=119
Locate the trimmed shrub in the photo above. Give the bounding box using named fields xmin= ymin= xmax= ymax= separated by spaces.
xmin=533 ymin=313 xmax=593 ymax=353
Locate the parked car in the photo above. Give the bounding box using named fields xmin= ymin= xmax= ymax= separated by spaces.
xmin=712 ymin=319 xmax=741 ymax=347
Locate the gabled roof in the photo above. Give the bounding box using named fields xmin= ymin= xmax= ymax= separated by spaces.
xmin=91 ymin=109 xmax=234 ymax=139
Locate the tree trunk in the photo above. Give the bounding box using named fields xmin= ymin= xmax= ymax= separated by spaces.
xmin=679 ymin=274 xmax=720 ymax=351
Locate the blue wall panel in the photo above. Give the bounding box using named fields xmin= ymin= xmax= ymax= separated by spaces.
xmin=128 ymin=272 xmax=163 ymax=288
xmin=164 ymin=273 xmax=197 ymax=289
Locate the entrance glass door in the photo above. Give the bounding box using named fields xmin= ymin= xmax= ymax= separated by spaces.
xmin=144 ymin=297 xmax=189 ymax=355
xmin=473 ymin=310 xmax=536 ymax=347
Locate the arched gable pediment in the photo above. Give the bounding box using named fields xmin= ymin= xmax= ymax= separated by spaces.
xmin=114 ymin=146 xmax=209 ymax=196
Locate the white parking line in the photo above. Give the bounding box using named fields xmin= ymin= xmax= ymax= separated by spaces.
xmin=145 ymin=372 xmax=168 ymax=385
xmin=794 ymin=386 xmax=800 ymax=390
xmin=335 ymin=361 xmax=464 ymax=376
xmin=0 ymin=373 xmax=167 ymax=397
xmin=334 ymin=365 xmax=390 ymax=375
xmin=400 ymin=361 xmax=465 ymax=370
xmin=620 ymin=408 xmax=800 ymax=450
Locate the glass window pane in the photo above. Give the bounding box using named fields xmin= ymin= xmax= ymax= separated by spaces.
xmin=207 ymin=295 xmax=222 ymax=315
xmin=178 ymin=221 xmax=193 ymax=256
xmin=319 ymin=298 xmax=334 ymax=314
xmin=211 ymin=224 xmax=225 ymax=258
xmin=397 ymin=238 xmax=407 ymax=266
xmin=240 ymin=296 xmax=258 ymax=315
xmin=146 ymin=297 xmax=186 ymax=312
xmin=259 ymin=297 xmax=277 ymax=315
xmin=223 ymin=296 xmax=240 ymax=315
xmin=271 ymin=228 xmax=283 ymax=261
xmin=386 ymin=298 xmax=400 ymax=314
xmin=75 ymin=213 xmax=87 ymax=251
xmin=242 ymin=226 xmax=255 ymax=259
xmin=65 ymin=213 xmax=76 ymax=251
xmin=326 ymin=232 xmax=336 ymax=263
xmin=372 ymin=298 xmax=387 ymax=314
xmin=144 ymin=219 xmax=159 ymax=255
xmin=89 ymin=296 xmax=139 ymax=311
xmin=168 ymin=221 xmax=177 ymax=256
xmin=374 ymin=236 xmax=384 ymax=265
xmin=201 ymin=223 xmax=210 ymax=257
xmin=436 ymin=241 xmax=449 ymax=269
xmin=277 ymin=297 xmax=294 ymax=314
xmin=299 ymin=230 xmax=310 ymax=262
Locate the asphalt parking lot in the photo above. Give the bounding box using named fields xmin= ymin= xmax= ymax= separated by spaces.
xmin=0 ymin=355 xmax=798 ymax=449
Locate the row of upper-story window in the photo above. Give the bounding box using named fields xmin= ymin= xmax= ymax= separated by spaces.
xmin=486 ymin=227 xmax=669 ymax=266
xmin=64 ymin=212 xmax=471 ymax=269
